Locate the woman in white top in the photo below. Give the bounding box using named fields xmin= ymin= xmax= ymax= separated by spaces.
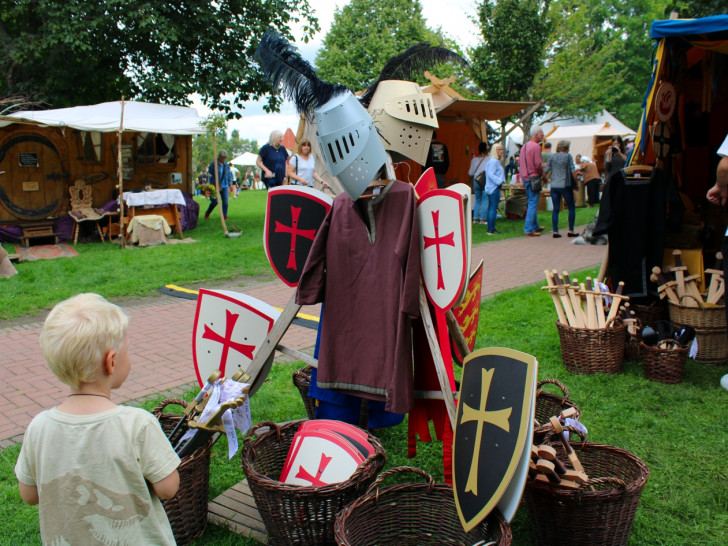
xmin=468 ymin=142 xmax=490 ymax=224
xmin=286 ymin=139 xmax=323 ymax=187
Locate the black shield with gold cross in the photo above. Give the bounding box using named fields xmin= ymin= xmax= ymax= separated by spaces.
xmin=453 ymin=347 xmax=537 ymax=531
xmin=264 ymin=186 xmax=333 ymax=287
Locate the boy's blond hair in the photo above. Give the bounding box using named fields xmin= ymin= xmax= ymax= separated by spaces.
xmin=39 ymin=293 xmax=128 ymax=389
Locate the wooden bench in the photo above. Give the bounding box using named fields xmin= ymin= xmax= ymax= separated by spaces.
xmin=19 ymin=222 xmax=60 ymax=248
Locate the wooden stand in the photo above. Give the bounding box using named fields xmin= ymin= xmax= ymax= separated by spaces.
xmin=19 ymin=221 xmax=60 ymax=247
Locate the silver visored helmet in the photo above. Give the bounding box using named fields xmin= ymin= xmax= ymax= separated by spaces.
xmin=314 ymin=91 xmax=387 ymax=201
xmin=367 ymin=80 xmax=438 ymax=165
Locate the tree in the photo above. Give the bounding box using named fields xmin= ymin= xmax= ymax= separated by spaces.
xmin=532 ymin=0 xmax=669 ymax=129
xmin=192 ymin=130 xmax=259 ymax=173
xmin=469 ymin=0 xmax=552 ymax=103
xmin=0 ymin=0 xmax=318 ymax=113
xmin=664 ymin=0 xmax=728 ymax=17
xmin=315 ymin=0 xmax=444 ymax=91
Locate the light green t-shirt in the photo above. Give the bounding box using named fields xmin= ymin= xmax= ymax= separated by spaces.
xmin=16 ymin=406 xmax=180 ymax=545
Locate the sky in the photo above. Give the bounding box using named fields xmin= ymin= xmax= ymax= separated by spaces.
xmin=192 ymin=0 xmax=480 ymax=147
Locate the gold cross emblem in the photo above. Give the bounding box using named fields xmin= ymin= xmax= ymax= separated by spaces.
xmin=460 ymin=367 xmax=512 ymax=496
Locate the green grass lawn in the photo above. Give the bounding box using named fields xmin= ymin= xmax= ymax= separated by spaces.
xmin=1 ymin=192 xmax=597 ymax=320
xmin=3 ymin=267 xmax=727 ymax=544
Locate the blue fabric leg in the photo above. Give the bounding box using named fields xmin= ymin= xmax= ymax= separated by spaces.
xmin=473 ymin=184 xmax=485 ymax=221
xmin=524 ymin=183 xmax=540 ymax=233
xmin=551 ymin=187 xmax=563 ymax=232
xmin=563 ymin=189 xmax=576 ymax=231
xmin=220 ymin=187 xmax=229 ymax=217
xmin=486 ymin=191 xmax=499 ymax=232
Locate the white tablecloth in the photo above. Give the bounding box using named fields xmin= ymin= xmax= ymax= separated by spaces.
xmin=123 ymin=189 xmax=186 ymax=207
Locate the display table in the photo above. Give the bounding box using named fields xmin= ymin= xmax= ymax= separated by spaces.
xmin=122 ymin=189 xmax=185 ymax=239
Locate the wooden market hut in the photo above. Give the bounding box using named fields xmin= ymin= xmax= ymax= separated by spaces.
xmin=628 ymin=14 xmax=728 ymax=261
xmin=0 ymin=101 xmax=206 ymax=241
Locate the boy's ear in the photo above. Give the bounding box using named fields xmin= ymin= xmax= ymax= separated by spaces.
xmin=103 ymin=350 xmax=117 ymax=375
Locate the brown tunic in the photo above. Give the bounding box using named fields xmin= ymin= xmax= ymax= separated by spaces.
xmin=296 ymin=181 xmax=421 ymax=413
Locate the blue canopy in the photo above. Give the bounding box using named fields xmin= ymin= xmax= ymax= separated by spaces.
xmin=651 ymin=15 xmax=728 ymax=39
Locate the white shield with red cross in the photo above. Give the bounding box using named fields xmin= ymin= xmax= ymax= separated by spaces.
xmin=192 ymin=289 xmax=280 ymax=388
xmin=264 ymin=186 xmax=333 ymax=287
xmin=418 ymin=189 xmax=467 ymax=311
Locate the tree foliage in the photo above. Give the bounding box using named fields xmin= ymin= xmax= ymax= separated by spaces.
xmin=532 ymin=0 xmax=669 ymax=129
xmin=0 ymin=0 xmax=318 ymax=113
xmin=315 ymin=0 xmax=444 ymax=91
xmin=469 ymin=0 xmax=552 ymax=102
xmin=192 ymin=129 xmax=259 ymax=173
xmin=664 ymin=0 xmax=728 ymax=17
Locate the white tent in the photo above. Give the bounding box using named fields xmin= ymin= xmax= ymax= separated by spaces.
xmin=0 ymin=101 xmax=207 ymax=135
xmin=230 ymin=152 xmax=259 ymax=166
xmin=543 ymin=111 xmax=635 ymax=160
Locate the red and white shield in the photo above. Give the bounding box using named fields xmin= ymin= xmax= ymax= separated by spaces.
xmin=192 ymin=289 xmax=280 ymax=388
xmin=418 ymin=189 xmax=467 ymax=311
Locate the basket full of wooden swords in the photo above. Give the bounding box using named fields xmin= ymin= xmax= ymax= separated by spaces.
xmin=652 ymin=250 xmax=727 ymax=365
xmin=543 ymin=270 xmax=629 ymax=374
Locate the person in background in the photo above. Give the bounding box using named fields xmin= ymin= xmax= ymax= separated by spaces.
xmin=519 ymin=126 xmax=546 ymax=237
xmin=229 ymin=163 xmax=240 ymax=198
xmin=541 ymin=141 xmax=553 ymax=164
xmin=544 ymin=140 xmax=578 ymax=238
xmin=15 ymin=293 xmax=180 ymax=545
xmin=286 ymin=139 xmax=324 ymax=187
xmin=243 ymin=166 xmax=253 ymax=190
xmin=577 ymin=155 xmax=602 ymax=208
xmin=257 ymin=130 xmax=289 ymax=188
xmin=205 ymin=150 xmax=232 ymax=220
xmin=604 ymin=135 xmax=627 ymax=181
xmin=484 ymin=142 xmax=506 ymax=234
xmin=468 ymin=142 xmax=490 ymax=225
xmin=705 ymin=133 xmax=728 ymax=391
xmin=425 ymin=131 xmax=450 ymax=189
xmin=504 ymin=153 xmax=516 ymax=182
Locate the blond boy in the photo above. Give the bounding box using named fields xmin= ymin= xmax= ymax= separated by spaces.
xmin=15 ymin=293 xmax=180 ymax=545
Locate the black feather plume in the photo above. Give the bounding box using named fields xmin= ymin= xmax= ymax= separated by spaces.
xmin=359 ymin=43 xmax=469 ymax=108
xmin=255 ymin=31 xmax=348 ymax=115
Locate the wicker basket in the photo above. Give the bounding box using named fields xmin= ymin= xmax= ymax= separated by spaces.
xmin=334 ymin=467 xmax=511 ymax=545
xmin=624 ymin=318 xmax=643 ymax=362
xmin=668 ymin=297 xmax=728 ymax=365
xmin=640 ymin=340 xmax=689 ymax=383
xmin=152 ymin=399 xmax=215 ymax=546
xmin=240 ymin=420 xmax=386 ymax=545
xmin=293 ymin=365 xmax=317 ymax=419
xmin=556 ymin=318 xmax=627 ymax=374
xmin=533 ymin=379 xmax=581 ymax=444
xmin=524 ymin=440 xmax=649 ymax=546
xmin=631 ymin=300 xmax=669 ymax=326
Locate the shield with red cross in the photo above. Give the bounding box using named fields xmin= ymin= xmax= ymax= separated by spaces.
xmin=264 ymin=186 xmax=333 ymax=287
xmin=192 ymin=289 xmax=280 ymax=391
xmin=418 ymin=189 xmax=467 ymax=311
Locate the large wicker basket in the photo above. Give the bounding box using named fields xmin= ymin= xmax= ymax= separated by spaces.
xmin=334 ymin=467 xmax=512 ymax=545
xmin=668 ymin=297 xmax=727 ymax=365
xmin=240 ymin=420 xmax=386 ymax=545
xmin=524 ymin=439 xmax=649 ymax=546
xmin=640 ymin=340 xmax=689 ymax=383
xmin=152 ymin=398 xmax=215 ymax=546
xmin=556 ymin=319 xmax=627 ymax=374
xmin=533 ymin=379 xmax=581 ymax=444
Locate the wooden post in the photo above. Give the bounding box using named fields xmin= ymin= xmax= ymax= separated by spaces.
xmin=118 ymin=97 xmax=126 ymax=249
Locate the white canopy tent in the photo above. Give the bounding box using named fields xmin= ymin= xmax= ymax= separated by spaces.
xmin=0 ymin=101 xmax=207 ymax=134
xmin=230 ymin=152 xmax=259 ymax=166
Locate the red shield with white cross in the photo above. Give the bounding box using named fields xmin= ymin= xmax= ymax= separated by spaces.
xmin=418 ymin=189 xmax=467 ymax=311
xmin=192 ymin=289 xmax=279 ymax=389
xmin=265 ymin=186 xmax=333 ymax=287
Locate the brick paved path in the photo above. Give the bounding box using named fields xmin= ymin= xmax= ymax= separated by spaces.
xmin=0 ymin=234 xmax=605 ymax=445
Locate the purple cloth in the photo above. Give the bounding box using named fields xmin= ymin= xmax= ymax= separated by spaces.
xmin=0 ymin=226 xmax=22 ymax=244
xmin=180 ymin=192 xmax=199 ymax=231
